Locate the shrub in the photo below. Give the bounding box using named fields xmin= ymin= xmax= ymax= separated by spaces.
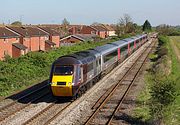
xmin=149 ymin=78 xmax=177 ymax=120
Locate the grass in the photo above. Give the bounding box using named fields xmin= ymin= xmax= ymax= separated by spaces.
xmin=166 ymin=36 xmax=180 ymax=124
xmin=133 ymin=36 xmax=180 ymax=124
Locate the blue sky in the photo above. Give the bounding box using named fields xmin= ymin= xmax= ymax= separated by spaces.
xmin=0 ymin=0 xmax=179 ymax=26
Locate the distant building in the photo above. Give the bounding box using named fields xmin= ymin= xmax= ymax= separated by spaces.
xmin=7 ymin=26 xmax=49 ymax=52
xmin=100 ymin=24 xmax=116 ymax=37
xmin=0 ymin=27 xmax=28 ymax=60
xmin=38 ymin=26 xmax=60 ymax=48
xmin=60 ymin=34 xmax=99 ymax=46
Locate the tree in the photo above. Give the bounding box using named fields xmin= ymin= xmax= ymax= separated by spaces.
xmin=11 ymin=21 xmax=22 ymax=26
xmin=142 ymin=20 xmax=152 ymax=32
xmin=115 ymin=14 xmax=135 ymax=36
xmin=61 ymin=18 xmax=70 ymax=34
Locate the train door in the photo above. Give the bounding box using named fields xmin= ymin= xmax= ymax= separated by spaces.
xmin=96 ymin=58 xmax=101 ymax=75
xmin=82 ymin=64 xmax=88 ymax=83
xmin=118 ymin=48 xmax=121 ymax=62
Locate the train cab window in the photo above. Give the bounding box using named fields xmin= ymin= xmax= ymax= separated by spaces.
xmin=104 ymin=50 xmax=117 ymax=63
xmin=53 ymin=65 xmax=74 ymax=75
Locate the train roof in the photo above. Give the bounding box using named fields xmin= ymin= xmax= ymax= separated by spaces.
xmin=94 ymin=44 xmax=118 ymax=55
xmin=122 ymin=38 xmax=134 ymax=43
xmin=110 ymin=40 xmax=128 ymax=48
xmin=86 ymin=49 xmax=101 ymax=58
xmin=68 ymin=51 xmax=96 ymax=64
xmin=131 ymin=36 xmax=140 ymax=41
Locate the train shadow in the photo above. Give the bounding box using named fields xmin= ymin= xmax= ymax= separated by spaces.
xmin=4 ymin=79 xmax=72 ymax=104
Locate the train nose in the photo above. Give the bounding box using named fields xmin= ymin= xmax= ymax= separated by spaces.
xmin=51 ymin=75 xmax=73 ymax=96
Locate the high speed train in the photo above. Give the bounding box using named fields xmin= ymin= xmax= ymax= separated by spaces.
xmin=49 ymin=34 xmax=148 ymax=99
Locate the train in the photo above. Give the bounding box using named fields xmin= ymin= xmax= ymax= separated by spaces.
xmin=49 ymin=34 xmax=148 ymax=99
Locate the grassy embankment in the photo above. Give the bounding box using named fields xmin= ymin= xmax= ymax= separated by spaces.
xmin=0 ymin=36 xmax=132 ymax=97
xmin=133 ymin=36 xmax=180 ymax=124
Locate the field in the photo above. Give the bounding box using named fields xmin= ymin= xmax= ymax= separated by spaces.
xmin=133 ymin=36 xmax=180 ymax=124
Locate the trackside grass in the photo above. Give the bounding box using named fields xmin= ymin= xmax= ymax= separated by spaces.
xmin=133 ymin=36 xmax=180 ymax=125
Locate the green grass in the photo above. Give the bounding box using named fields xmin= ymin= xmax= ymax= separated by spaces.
xmin=165 ymin=36 xmax=180 ymax=124
xmin=133 ymin=36 xmax=180 ymax=124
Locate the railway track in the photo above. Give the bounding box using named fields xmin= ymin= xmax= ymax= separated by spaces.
xmin=22 ymin=99 xmax=72 ymax=125
xmin=84 ymin=40 xmax=155 ymax=125
xmin=0 ymin=84 xmax=51 ymax=122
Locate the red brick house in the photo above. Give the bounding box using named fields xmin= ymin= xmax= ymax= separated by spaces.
xmin=100 ymin=24 xmax=116 ymax=37
xmin=7 ymin=26 xmax=49 ymax=52
xmin=80 ymin=25 xmax=98 ymax=35
xmin=38 ymin=26 xmax=60 ymax=48
xmin=60 ymin=34 xmax=99 ymax=46
xmin=80 ymin=25 xmax=107 ymax=38
xmin=68 ymin=25 xmax=83 ymax=35
xmin=91 ymin=25 xmax=107 ymax=38
xmin=0 ymin=27 xmax=28 ymax=60
xmin=12 ymin=43 xmax=28 ymax=58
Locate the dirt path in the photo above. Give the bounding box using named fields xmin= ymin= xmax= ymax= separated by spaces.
xmin=170 ymin=37 xmax=180 ymax=63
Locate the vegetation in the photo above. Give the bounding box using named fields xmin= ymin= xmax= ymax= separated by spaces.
xmin=11 ymin=21 xmax=22 ymax=26
xmin=0 ymin=38 xmax=125 ymax=97
xmin=61 ymin=18 xmax=70 ymax=34
xmin=142 ymin=20 xmax=152 ymax=32
xmin=115 ymin=14 xmax=145 ymax=37
xmin=133 ymin=36 xmax=180 ymax=124
xmin=156 ymin=24 xmax=180 ymax=36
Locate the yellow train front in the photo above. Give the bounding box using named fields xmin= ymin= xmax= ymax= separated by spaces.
xmin=49 ymin=56 xmax=82 ymax=97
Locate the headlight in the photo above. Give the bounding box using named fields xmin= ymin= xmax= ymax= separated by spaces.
xmin=50 ymin=82 xmax=55 ymax=85
xmin=68 ymin=82 xmax=74 ymax=86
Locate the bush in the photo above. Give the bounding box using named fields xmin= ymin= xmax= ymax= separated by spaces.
xmin=149 ymin=78 xmax=177 ymax=121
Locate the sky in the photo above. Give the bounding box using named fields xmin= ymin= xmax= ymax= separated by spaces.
xmin=0 ymin=0 xmax=179 ymax=26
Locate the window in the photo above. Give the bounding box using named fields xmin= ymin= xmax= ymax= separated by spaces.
xmin=121 ymin=45 xmax=128 ymax=53
xmin=87 ymin=62 xmax=93 ymax=72
xmin=104 ymin=50 xmax=117 ymax=62
xmin=136 ymin=40 xmax=139 ymax=44
xmin=130 ymin=42 xmax=134 ymax=47
xmin=4 ymin=50 xmax=8 ymax=56
xmin=53 ymin=65 xmax=74 ymax=75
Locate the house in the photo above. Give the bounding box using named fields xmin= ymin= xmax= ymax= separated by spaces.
xmin=100 ymin=24 xmax=116 ymax=37
xmin=7 ymin=26 xmax=49 ymax=52
xmin=38 ymin=26 xmax=60 ymax=48
xmin=91 ymin=25 xmax=108 ymax=38
xmin=80 ymin=25 xmax=107 ymax=38
xmin=80 ymin=25 xmax=98 ymax=35
xmin=0 ymin=27 xmax=28 ymax=60
xmin=12 ymin=43 xmax=28 ymax=58
xmin=60 ymin=34 xmax=99 ymax=46
xmin=68 ymin=25 xmax=83 ymax=35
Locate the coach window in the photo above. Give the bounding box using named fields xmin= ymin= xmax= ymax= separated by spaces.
xmin=130 ymin=42 xmax=134 ymax=47
xmin=104 ymin=50 xmax=117 ymax=63
xmin=121 ymin=45 xmax=128 ymax=53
